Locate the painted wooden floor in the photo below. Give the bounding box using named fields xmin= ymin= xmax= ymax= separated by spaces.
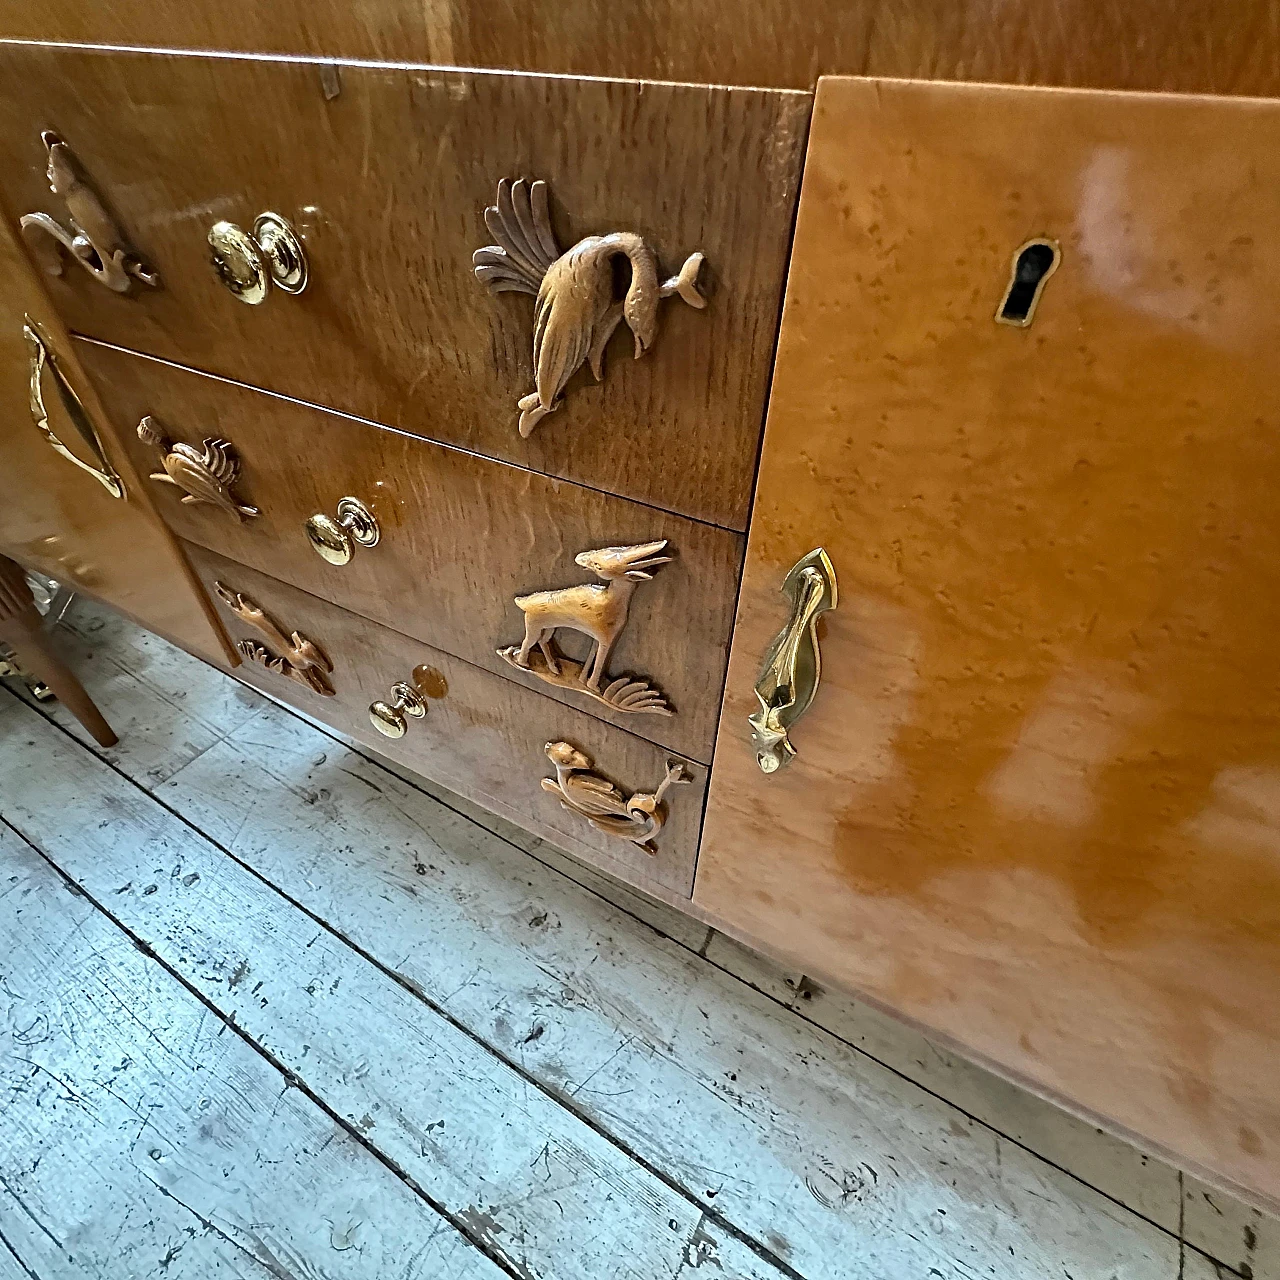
xmin=0 ymin=599 xmax=1274 ymax=1280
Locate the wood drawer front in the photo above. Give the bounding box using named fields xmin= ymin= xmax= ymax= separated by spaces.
xmin=0 ymin=45 xmax=810 ymax=530
xmin=697 ymin=79 xmax=1280 ymax=1205
xmin=78 ymin=340 xmax=741 ymax=764
xmin=184 ymin=543 xmax=704 ymax=897
xmin=0 ymin=220 xmax=230 ymax=664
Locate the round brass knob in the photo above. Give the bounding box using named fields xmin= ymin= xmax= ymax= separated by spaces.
xmin=305 ymin=496 xmax=380 ymax=566
xmin=208 ymin=212 xmax=307 ymax=305
xmin=368 ymin=682 xmax=427 ymax=738
xmin=208 ymin=220 xmax=267 ymax=305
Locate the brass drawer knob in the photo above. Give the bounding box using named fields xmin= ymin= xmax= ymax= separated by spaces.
xmin=368 ymin=682 xmax=427 ymax=738
xmin=304 ymin=497 xmax=380 ymax=565
xmin=749 ymin=548 xmax=838 ymax=774
xmin=208 ymin=212 xmax=307 ymax=305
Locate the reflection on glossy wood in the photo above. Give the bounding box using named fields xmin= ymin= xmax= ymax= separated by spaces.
xmin=0 ymin=47 xmax=808 ymax=528
xmin=499 ymin=539 xmax=674 ymax=716
xmin=185 ymin=543 xmax=705 ymax=896
xmin=78 ymin=340 xmax=741 ymax=763
xmin=697 ymin=78 xmax=1280 ymax=1212
xmin=474 ymin=178 xmax=706 ymax=438
xmin=20 ymin=130 xmax=158 ymax=294
xmin=541 ymin=740 xmax=690 ymax=855
xmin=0 ymin=218 xmax=230 ymax=664
xmin=2 ymin=0 xmax=1276 ymax=97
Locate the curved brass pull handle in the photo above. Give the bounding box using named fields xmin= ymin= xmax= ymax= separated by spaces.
xmin=304 ymin=497 xmax=380 ymax=565
xmin=748 ymin=548 xmax=837 ymax=774
xmin=24 ymin=318 xmax=125 ymax=500
xmin=208 ymin=213 xmax=307 ymax=305
xmin=369 ymin=682 xmax=428 ymax=738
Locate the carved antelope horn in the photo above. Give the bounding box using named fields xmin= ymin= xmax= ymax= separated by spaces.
xmin=617 ymin=540 xmax=672 ymax=580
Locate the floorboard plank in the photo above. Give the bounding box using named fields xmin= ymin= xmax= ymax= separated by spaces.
xmin=0 ymin=695 xmax=796 ymax=1280
xmin=71 ymin=698 xmax=1180 ymax=1278
xmin=0 ymin=822 xmax=507 ymax=1280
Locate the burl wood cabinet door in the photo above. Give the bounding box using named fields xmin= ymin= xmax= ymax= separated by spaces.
xmin=697 ymin=78 xmax=1280 ymax=1209
xmin=0 ymin=219 xmax=229 ymax=664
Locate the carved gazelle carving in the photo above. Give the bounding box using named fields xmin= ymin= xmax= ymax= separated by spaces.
xmin=473 ymin=179 xmax=707 ymax=438
xmin=20 ymin=131 xmax=159 ymax=294
xmin=214 ymin=583 xmax=334 ymax=696
xmin=498 ymin=540 xmax=673 ymax=716
xmin=541 ymin=741 xmax=690 ymax=855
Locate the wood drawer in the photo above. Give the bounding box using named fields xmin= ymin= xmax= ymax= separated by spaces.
xmin=698 ymin=79 xmax=1280 ymax=1206
xmin=184 ymin=543 xmax=705 ymax=897
xmin=0 ymin=44 xmax=809 ymax=530
xmin=78 ymin=339 xmax=741 ymax=764
xmin=0 ymin=219 xmax=230 ymax=664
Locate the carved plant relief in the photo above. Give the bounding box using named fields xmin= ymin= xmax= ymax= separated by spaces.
xmin=214 ymin=582 xmax=334 ymax=696
xmin=20 ymin=131 xmax=159 ymax=294
xmin=498 ymin=540 xmax=673 ymax=716
xmin=541 ymin=741 xmax=690 ymax=855
xmin=136 ymin=416 xmax=259 ymax=521
xmin=473 ymin=178 xmax=707 ymax=438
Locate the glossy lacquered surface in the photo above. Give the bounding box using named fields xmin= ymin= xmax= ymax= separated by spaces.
xmin=186 ymin=543 xmax=705 ymax=897
xmin=0 ymin=44 xmax=809 ymax=528
xmin=697 ymin=78 xmax=1280 ymax=1208
xmin=77 ymin=340 xmax=742 ymax=764
xmin=0 ymin=0 xmax=1275 ymax=97
xmin=0 ymin=218 xmax=230 ymax=665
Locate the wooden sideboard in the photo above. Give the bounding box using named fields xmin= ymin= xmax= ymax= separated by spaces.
xmin=2 ymin=9 xmax=1278 ymax=1216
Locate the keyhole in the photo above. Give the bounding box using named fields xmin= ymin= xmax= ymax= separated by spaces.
xmin=996 ymin=239 xmax=1060 ymax=327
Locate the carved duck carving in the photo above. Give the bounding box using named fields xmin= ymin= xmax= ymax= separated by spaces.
xmin=540 ymin=740 xmax=690 ymax=855
xmin=474 ymin=178 xmax=707 ymax=438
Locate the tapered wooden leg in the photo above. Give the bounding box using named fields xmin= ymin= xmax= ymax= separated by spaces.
xmin=0 ymin=556 xmax=117 ymax=748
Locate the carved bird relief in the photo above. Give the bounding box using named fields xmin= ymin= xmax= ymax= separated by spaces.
xmin=136 ymin=417 xmax=259 ymax=521
xmin=473 ymin=178 xmax=707 ymax=438
xmin=20 ymin=131 xmax=159 ymax=294
xmin=541 ymin=741 xmax=691 ymax=855
xmin=214 ymin=582 xmax=334 ymax=696
xmin=497 ymin=540 xmax=674 ymax=716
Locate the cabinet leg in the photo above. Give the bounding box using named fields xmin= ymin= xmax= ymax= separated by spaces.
xmin=0 ymin=556 xmax=117 ymax=748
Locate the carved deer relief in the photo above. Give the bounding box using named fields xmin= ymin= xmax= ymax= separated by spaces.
xmin=214 ymin=583 xmax=334 ymax=696
xmin=498 ymin=540 xmax=673 ymax=716
xmin=20 ymin=131 xmax=159 ymax=294
xmin=541 ymin=741 xmax=691 ymax=855
xmin=473 ymin=179 xmax=706 ymax=438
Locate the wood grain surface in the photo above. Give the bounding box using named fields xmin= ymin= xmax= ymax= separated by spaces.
xmin=0 ymin=44 xmax=809 ymax=528
xmin=1 ymin=0 xmax=1277 ymax=97
xmin=78 ymin=340 xmax=742 ymax=762
xmin=184 ymin=542 xmax=707 ymax=896
xmin=697 ymin=78 xmax=1280 ymax=1211
xmin=0 ymin=216 xmax=231 ymax=664
xmin=0 ymin=601 xmax=1186 ymax=1279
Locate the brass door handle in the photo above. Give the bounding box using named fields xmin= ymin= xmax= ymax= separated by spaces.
xmin=368 ymin=682 xmax=428 ymax=738
xmin=208 ymin=212 xmax=307 ymax=305
xmin=304 ymin=497 xmax=380 ymax=565
xmin=24 ymin=318 xmax=125 ymax=499
xmin=748 ymin=548 xmax=837 ymax=774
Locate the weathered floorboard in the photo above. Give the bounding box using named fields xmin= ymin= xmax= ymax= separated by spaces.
xmin=0 ymin=695 xmax=799 ymax=1280
xmin=1 ymin=682 xmax=1175 ymax=1275
xmin=0 ymin=822 xmax=508 ymax=1280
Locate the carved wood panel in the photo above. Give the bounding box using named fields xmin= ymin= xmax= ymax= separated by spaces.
xmin=76 ymin=337 xmax=743 ymax=764
xmin=185 ymin=542 xmax=705 ymax=897
xmin=0 ymin=45 xmax=810 ymax=529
